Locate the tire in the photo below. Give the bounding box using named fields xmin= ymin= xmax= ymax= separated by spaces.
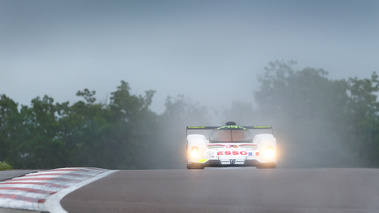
xmin=187 ymin=164 xmax=205 ymax=169
xmin=256 ymin=162 xmax=276 ymax=169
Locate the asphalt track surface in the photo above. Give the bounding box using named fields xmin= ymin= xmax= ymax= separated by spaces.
xmin=61 ymin=168 xmax=379 ymax=213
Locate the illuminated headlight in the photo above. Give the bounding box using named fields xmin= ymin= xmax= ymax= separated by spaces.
xmin=262 ymin=146 xmax=275 ymax=159
xmin=190 ymin=147 xmax=200 ymax=158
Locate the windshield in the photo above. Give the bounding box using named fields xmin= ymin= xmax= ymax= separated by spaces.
xmin=209 ymin=129 xmax=252 ymax=143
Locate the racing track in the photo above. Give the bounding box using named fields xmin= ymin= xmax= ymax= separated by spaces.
xmin=60 ymin=168 xmax=379 ymax=213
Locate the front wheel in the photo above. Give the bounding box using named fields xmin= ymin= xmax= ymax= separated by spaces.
xmin=256 ymin=162 xmax=276 ymax=169
xmin=187 ymin=164 xmax=205 ymax=169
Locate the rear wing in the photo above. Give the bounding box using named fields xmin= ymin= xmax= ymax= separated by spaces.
xmin=186 ymin=125 xmax=273 ymax=135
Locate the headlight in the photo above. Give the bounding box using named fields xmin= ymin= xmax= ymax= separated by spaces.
xmin=190 ymin=147 xmax=200 ymax=158
xmin=262 ymin=146 xmax=275 ymax=159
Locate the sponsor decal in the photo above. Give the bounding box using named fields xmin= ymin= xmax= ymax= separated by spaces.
xmin=187 ymin=126 xmax=206 ymax=129
xmin=239 ymin=144 xmax=257 ymax=149
xmin=253 ymin=126 xmax=272 ymax=129
xmin=205 ymin=150 xmax=216 ymax=159
xmin=207 ymin=144 xmax=225 ymax=148
xmin=224 ymin=145 xmax=240 ymax=148
xmin=217 ymin=151 xmax=248 ymax=155
xmin=217 ymin=125 xmax=246 ymax=130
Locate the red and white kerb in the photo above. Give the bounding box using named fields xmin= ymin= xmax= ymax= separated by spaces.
xmin=0 ymin=167 xmax=110 ymax=212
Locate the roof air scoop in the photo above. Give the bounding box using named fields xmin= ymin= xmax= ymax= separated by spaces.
xmin=225 ymin=121 xmax=236 ymax=126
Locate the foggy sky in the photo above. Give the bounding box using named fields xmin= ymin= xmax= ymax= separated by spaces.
xmin=1 ymin=0 xmax=378 ymax=113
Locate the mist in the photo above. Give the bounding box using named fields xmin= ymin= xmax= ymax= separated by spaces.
xmin=0 ymin=62 xmax=378 ymax=169
xmin=208 ymin=61 xmax=377 ymax=168
xmin=1 ymin=1 xmax=379 ymax=169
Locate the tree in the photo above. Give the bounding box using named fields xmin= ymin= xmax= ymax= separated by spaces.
xmin=346 ymin=72 xmax=379 ymax=166
xmin=5 ymin=95 xmax=68 ymax=169
xmin=104 ymin=81 xmax=158 ymax=169
xmin=0 ymin=95 xmax=20 ymax=165
xmin=0 ymin=81 xmax=160 ymax=169
xmin=254 ymin=61 xmax=353 ymax=167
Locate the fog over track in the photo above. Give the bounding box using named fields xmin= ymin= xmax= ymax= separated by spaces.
xmin=61 ymin=168 xmax=379 ymax=213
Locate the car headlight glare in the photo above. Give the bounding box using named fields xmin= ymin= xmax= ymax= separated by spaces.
xmin=190 ymin=147 xmax=200 ymax=158
xmin=262 ymin=146 xmax=275 ymax=159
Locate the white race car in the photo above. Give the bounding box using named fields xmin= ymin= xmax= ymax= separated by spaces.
xmin=186 ymin=122 xmax=277 ymax=169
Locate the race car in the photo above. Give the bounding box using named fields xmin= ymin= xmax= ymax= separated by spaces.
xmin=186 ymin=121 xmax=277 ymax=169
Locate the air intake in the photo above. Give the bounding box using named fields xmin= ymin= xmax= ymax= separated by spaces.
xmin=225 ymin=121 xmax=236 ymax=126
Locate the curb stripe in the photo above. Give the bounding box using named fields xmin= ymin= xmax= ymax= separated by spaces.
xmin=26 ymin=173 xmax=94 ymax=178
xmin=0 ymin=187 xmax=55 ymax=195
xmin=49 ymin=168 xmax=106 ymax=172
xmin=0 ymin=167 xmax=116 ymax=212
xmin=0 ymin=193 xmax=46 ymax=203
xmin=0 ymin=182 xmax=69 ymax=188
xmin=6 ymin=177 xmax=81 ymax=183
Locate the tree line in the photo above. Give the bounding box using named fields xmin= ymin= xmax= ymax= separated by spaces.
xmin=0 ymin=81 xmax=209 ymax=169
xmin=254 ymin=61 xmax=379 ymax=167
xmin=1 ymin=61 xmax=378 ymax=169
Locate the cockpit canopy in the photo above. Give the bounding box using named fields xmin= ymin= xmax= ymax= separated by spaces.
xmin=209 ymin=127 xmax=252 ymax=143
